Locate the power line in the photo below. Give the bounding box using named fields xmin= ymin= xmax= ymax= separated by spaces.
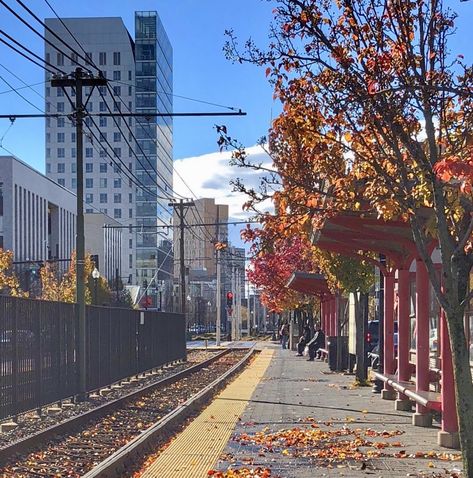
xmin=0 ymin=73 xmax=44 ymax=113
xmin=0 ymin=29 xmax=66 ymax=75
xmin=111 ymin=79 xmax=242 ymax=112
xmin=0 ymin=80 xmax=48 ymax=95
xmin=0 ymin=36 xmax=59 ymax=75
xmin=0 ymin=0 xmax=93 ymax=74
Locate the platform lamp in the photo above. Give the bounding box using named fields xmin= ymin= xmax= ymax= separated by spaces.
xmin=92 ymin=267 xmax=100 ymax=305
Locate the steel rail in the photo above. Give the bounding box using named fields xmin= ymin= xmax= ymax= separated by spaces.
xmin=0 ymin=349 xmax=231 ymax=466
xmin=84 ymin=346 xmax=256 ymax=478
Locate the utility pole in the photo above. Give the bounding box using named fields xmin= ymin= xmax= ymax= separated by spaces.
xmin=216 ymin=249 xmax=222 ymax=346
xmin=52 ymin=68 xmax=106 ymax=401
xmin=169 ymin=199 xmax=195 ymax=336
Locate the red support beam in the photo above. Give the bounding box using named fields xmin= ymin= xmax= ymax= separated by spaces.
xmin=413 ymin=259 xmax=431 ymax=426
xmin=383 ymin=274 xmax=396 ymax=399
xmin=438 ymin=306 xmax=459 ymax=447
xmin=396 ymin=268 xmax=411 ymax=410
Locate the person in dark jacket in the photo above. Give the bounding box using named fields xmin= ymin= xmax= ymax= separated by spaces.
xmin=306 ymin=325 xmax=325 ymax=361
xmin=297 ymin=324 xmax=311 ymax=356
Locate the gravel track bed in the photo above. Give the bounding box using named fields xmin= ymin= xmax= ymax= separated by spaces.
xmin=0 ymin=350 xmax=247 ymax=478
xmin=0 ymin=349 xmax=216 ymax=448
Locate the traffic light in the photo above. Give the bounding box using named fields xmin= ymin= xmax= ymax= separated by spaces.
xmin=226 ymin=291 xmax=233 ymax=307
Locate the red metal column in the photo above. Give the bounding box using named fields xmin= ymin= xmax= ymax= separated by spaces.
xmin=321 ymin=301 xmax=326 ymax=333
xmin=438 ymin=307 xmax=459 ymax=447
xmin=329 ymin=298 xmax=334 ymax=337
xmin=413 ymin=259 xmax=431 ymax=426
xmin=382 ymin=273 xmax=396 ymax=399
xmin=396 ymin=268 xmax=412 ymax=410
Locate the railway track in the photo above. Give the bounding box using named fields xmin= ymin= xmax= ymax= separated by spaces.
xmin=0 ymin=347 xmax=255 ymax=477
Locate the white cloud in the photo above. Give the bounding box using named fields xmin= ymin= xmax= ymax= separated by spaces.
xmin=173 ymin=145 xmax=274 ymax=220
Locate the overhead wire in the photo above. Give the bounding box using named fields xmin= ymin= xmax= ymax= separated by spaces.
xmin=10 ymin=0 xmax=97 ymax=73
xmin=0 ymin=36 xmax=59 ymax=75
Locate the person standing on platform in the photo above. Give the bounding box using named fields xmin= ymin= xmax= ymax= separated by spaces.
xmin=306 ymin=325 xmax=325 ymax=361
xmin=280 ymin=321 xmax=289 ymax=349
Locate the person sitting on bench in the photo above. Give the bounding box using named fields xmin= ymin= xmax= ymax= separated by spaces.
xmin=297 ymin=324 xmax=312 ymax=356
xmin=306 ymin=325 xmax=325 ymax=361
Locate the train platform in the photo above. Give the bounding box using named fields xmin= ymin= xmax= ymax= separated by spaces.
xmin=139 ymin=342 xmax=463 ymax=477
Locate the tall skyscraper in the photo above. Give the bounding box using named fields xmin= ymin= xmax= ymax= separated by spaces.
xmin=44 ymin=12 xmax=173 ymax=303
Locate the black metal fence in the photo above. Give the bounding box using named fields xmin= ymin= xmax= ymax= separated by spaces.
xmin=0 ymin=296 xmax=185 ymax=421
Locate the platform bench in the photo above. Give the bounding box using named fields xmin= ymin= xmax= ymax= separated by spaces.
xmin=374 ymin=372 xmax=441 ymax=412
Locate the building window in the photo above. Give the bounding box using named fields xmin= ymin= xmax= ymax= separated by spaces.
xmin=100 ymin=163 xmax=107 ymax=173
xmin=57 ymin=163 xmax=65 ymax=173
xmin=72 ymin=178 xmax=77 ymax=189
xmin=57 ymin=147 xmax=65 ymax=158
xmin=46 ymin=133 xmax=51 ymax=143
xmin=85 ymin=148 xmax=93 ymax=158
xmin=57 ymin=52 xmax=64 ymax=66
xmin=114 ymin=193 xmax=121 ymax=203
xmin=114 ymin=208 xmax=122 ymax=219
xmin=71 ymin=147 xmax=76 ymax=158
xmin=129 ymin=254 xmax=133 ymax=268
xmin=57 ymin=88 xmax=64 ymax=97
xmin=85 ymin=163 xmax=93 ymax=173
xmin=57 ymin=132 xmax=65 ymax=143
xmin=113 ymin=101 xmax=121 ymax=112
xmin=70 ymin=52 xmax=78 ymax=66
xmin=46 ymin=148 xmax=51 ymax=159
xmin=86 ymin=52 xmax=93 ymax=63
xmin=71 ymin=132 xmax=76 ymax=142
xmin=100 ymin=193 xmax=107 ymax=203
xmin=98 ymin=86 xmax=107 ymax=96
xmin=113 ymin=132 xmax=121 ymax=142
xmin=85 ymin=193 xmax=93 ymax=203
xmin=128 ymin=70 xmax=132 ymax=81
xmin=85 ymin=178 xmax=93 ymax=188
xmin=100 ymin=208 xmax=107 ymax=214
xmin=99 ymin=52 xmax=106 ymax=65
xmin=46 ymin=163 xmax=51 ymax=173
xmin=99 ymin=178 xmax=107 ymax=188
xmin=57 ymin=102 xmax=64 ymax=112
xmin=113 ymin=86 xmax=121 ymax=96
xmin=114 ymin=178 xmax=121 ymax=188
xmin=129 ymin=208 xmax=133 ymax=218
xmin=58 ymin=178 xmax=65 ymax=186
xmin=129 ymin=238 xmax=132 ymax=248
xmin=86 ymin=208 xmax=93 ymax=213
xmin=113 ymin=70 xmax=121 ymax=81
xmin=99 ymin=115 xmax=107 ymax=126
xmin=100 ymin=132 xmax=107 ymax=142
xmin=99 ymin=101 xmax=106 ymax=112
xmin=113 ymin=52 xmax=121 ymax=65
xmin=57 ymin=117 xmax=65 ymax=127
xmin=99 ymin=150 xmax=107 ymax=158
xmin=113 ymin=148 xmax=121 ymax=158
xmin=129 ymin=193 xmax=132 ymax=202
xmin=71 ymin=163 xmax=77 ymax=173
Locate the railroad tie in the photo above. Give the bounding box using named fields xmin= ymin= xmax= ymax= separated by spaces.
xmin=141 ymin=349 xmax=274 ymax=478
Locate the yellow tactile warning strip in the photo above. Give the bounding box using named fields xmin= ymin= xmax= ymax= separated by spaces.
xmin=141 ymin=349 xmax=274 ymax=478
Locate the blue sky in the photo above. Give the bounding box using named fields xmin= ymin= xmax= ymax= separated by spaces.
xmin=0 ymin=0 xmax=277 ymax=171
xmin=1 ymin=0 xmax=473 ymax=249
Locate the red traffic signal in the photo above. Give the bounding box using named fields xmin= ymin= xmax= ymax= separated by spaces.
xmin=226 ymin=291 xmax=233 ymax=306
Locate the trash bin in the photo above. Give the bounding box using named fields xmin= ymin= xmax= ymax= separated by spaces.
xmin=328 ymin=336 xmax=349 ymax=371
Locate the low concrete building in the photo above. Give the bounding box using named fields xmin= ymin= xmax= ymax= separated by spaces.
xmin=0 ymin=155 xmax=121 ymax=283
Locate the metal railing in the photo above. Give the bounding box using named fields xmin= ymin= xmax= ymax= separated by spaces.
xmin=0 ymin=296 xmax=185 ymax=420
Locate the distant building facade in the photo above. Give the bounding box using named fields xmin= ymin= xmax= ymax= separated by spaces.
xmin=173 ymin=198 xmax=229 ymax=280
xmin=44 ymin=12 xmax=174 ymax=302
xmin=0 ymin=155 xmax=121 ymax=283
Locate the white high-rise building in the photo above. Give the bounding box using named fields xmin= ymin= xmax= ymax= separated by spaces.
xmin=44 ymin=12 xmax=173 ymax=305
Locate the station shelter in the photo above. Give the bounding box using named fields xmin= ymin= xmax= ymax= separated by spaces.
xmin=288 ymin=212 xmax=460 ymax=449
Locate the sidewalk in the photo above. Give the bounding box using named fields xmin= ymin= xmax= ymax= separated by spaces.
xmin=213 ymin=343 xmax=462 ymax=477
xmin=141 ymin=342 xmax=463 ymax=477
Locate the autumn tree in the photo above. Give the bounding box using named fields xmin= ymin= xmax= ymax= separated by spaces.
xmin=0 ymin=248 xmax=26 ymax=297
xmin=225 ymin=0 xmax=473 ymax=469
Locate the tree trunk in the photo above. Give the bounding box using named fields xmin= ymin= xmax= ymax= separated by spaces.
xmin=447 ymin=308 xmax=473 ymax=474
